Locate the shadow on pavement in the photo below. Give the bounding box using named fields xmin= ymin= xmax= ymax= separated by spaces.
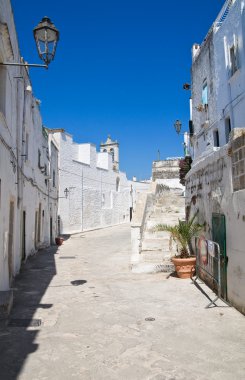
xmin=0 ymin=244 xmax=58 ymax=380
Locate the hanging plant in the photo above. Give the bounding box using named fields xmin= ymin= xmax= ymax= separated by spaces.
xmin=179 ymin=157 xmax=192 ymax=185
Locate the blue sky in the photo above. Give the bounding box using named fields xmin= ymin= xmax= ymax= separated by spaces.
xmin=11 ymin=0 xmax=224 ymax=180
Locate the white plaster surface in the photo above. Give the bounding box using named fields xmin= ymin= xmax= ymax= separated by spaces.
xmin=187 ymin=0 xmax=245 ymax=314
xmin=55 ymin=132 xmax=130 ymax=234
xmin=0 ymin=0 xmax=58 ymax=292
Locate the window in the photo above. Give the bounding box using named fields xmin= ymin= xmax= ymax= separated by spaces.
xmin=25 ymin=133 xmax=29 ymax=161
xmin=116 ymin=177 xmax=120 ymax=192
xmin=102 ymin=193 xmax=105 ymax=207
xmin=230 ymin=45 xmax=238 ymax=76
xmin=38 ymin=149 xmax=41 ymax=168
xmin=225 ymin=117 xmax=231 ymax=143
xmin=213 ymin=130 xmax=220 ymax=147
xmin=202 ymin=80 xmax=208 ymax=105
xmin=53 ymin=170 xmax=55 ymax=187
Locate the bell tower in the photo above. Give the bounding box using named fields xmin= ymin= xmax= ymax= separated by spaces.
xmin=100 ymin=135 xmax=119 ymax=171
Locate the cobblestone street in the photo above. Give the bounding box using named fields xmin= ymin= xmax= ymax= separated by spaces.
xmin=1 ymin=224 xmax=245 ymax=380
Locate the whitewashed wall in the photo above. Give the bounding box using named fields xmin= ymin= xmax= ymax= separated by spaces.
xmin=188 ymin=0 xmax=245 ymax=314
xmin=0 ymin=0 xmax=58 ymax=292
xmin=54 ymin=132 xmax=130 ymax=234
xmin=214 ymin=0 xmax=245 ymax=145
xmin=128 ymin=180 xmax=151 ymax=211
xmin=191 ymin=30 xmax=217 ymax=160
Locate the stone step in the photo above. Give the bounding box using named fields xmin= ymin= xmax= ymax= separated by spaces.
xmin=148 ymin=212 xmax=184 ymax=218
xmin=153 ymin=212 xmax=184 ymax=218
xmin=132 ymin=262 xmax=175 ymax=274
xmin=151 ymin=208 xmax=184 ymax=215
xmin=143 ymin=230 xmax=170 ymax=239
xmin=146 ymin=219 xmax=181 ymax=229
xmin=155 ymin=201 xmax=184 ymax=205
xmin=147 ymin=216 xmax=182 ymax=222
xmin=141 ymin=250 xmax=171 ymax=263
xmin=150 ymin=209 xmax=185 ymax=215
xmin=141 ymin=238 xmax=169 ymax=251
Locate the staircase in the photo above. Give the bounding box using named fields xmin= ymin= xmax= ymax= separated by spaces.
xmin=132 ymin=187 xmax=185 ymax=273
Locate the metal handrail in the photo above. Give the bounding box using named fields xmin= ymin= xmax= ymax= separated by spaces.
xmin=192 ymin=237 xmax=222 ymax=308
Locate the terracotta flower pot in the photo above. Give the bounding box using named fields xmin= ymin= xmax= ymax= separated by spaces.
xmin=172 ymin=257 xmax=196 ymax=279
xmin=55 ymin=237 xmax=64 ymax=246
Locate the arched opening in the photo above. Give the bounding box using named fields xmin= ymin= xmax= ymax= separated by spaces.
xmin=110 ymin=148 xmax=115 ymax=162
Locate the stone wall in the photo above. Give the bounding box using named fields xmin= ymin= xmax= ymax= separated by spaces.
xmin=186 ymin=131 xmax=245 ymax=314
xmin=152 ymin=159 xmax=180 ymax=181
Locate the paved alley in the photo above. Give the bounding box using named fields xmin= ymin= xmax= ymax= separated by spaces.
xmin=1 ymin=224 xmax=245 ymax=380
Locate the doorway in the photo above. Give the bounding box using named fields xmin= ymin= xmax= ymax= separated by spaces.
xmin=38 ymin=203 xmax=41 ymax=243
xmin=212 ymin=213 xmax=227 ymax=300
xmin=22 ymin=211 xmax=26 ymax=261
xmin=130 ymin=207 xmax=133 ymax=221
xmin=50 ymin=217 xmax=53 ymax=245
xmin=8 ymin=201 xmax=14 ymax=285
xmin=34 ymin=211 xmax=38 ymax=249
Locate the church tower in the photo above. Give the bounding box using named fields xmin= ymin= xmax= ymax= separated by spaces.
xmin=100 ymin=135 xmax=119 ymax=172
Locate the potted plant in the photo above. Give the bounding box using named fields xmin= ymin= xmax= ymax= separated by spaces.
xmin=154 ymin=214 xmax=202 ymax=279
xmin=55 ymin=236 xmax=64 ymax=246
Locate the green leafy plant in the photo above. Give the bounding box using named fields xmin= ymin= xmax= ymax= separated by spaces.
xmin=154 ymin=214 xmax=202 ymax=258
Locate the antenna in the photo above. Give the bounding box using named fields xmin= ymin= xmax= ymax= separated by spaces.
xmin=157 ymin=149 xmax=160 ymax=161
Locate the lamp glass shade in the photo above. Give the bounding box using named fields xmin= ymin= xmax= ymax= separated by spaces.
xmin=174 ymin=120 xmax=182 ymax=134
xmin=33 ymin=17 xmax=59 ymax=65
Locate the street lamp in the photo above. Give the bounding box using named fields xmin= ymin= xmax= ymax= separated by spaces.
xmin=174 ymin=120 xmax=190 ymax=157
xmin=174 ymin=120 xmax=182 ymax=135
xmin=0 ymin=16 xmax=59 ymax=69
xmin=33 ymin=17 xmax=59 ymax=66
xmin=64 ymin=188 xmax=69 ymax=199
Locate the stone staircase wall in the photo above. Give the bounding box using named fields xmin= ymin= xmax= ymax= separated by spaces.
xmin=131 ymin=183 xmax=185 ymax=273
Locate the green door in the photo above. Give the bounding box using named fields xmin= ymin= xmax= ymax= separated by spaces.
xmin=212 ymin=213 xmax=227 ymax=300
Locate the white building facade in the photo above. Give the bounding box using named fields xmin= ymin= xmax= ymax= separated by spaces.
xmin=0 ymin=0 xmax=58 ymax=312
xmin=186 ymin=0 xmax=245 ymax=314
xmin=54 ymin=132 xmax=131 ymax=234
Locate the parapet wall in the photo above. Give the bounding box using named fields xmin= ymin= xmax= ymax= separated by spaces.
xmin=152 ymin=159 xmax=180 ymax=181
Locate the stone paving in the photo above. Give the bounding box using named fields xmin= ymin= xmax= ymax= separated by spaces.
xmin=1 ymin=224 xmax=245 ymax=380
